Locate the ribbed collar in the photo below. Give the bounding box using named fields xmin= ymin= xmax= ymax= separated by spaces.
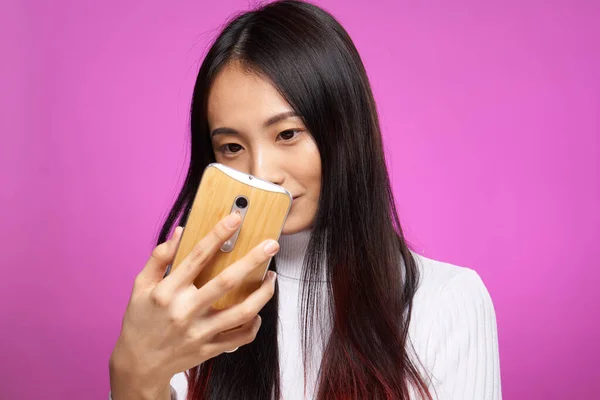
xmin=274 ymin=229 xmax=314 ymax=281
xmin=274 ymin=230 xmax=410 ymax=284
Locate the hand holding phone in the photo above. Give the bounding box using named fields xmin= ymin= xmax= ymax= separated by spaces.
xmin=167 ymin=163 xmax=292 ymax=309
xmin=110 ymin=212 xmax=281 ymax=399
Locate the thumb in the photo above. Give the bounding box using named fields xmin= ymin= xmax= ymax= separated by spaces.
xmin=137 ymin=226 xmax=184 ymax=286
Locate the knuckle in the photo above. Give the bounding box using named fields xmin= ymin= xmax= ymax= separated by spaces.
xmin=186 ymin=325 xmax=208 ymax=343
xmin=214 ymin=221 xmax=232 ymax=241
xmin=132 ymin=273 xmax=144 ymax=289
xmin=150 ymin=289 xmax=171 ymax=308
xmin=216 ymin=274 xmax=236 ymax=291
xmin=189 ymin=243 xmax=208 ymax=263
xmin=251 ymin=247 xmax=269 ymax=265
xmin=245 ymin=322 xmax=260 ymax=342
xmin=168 ymin=311 xmax=188 ymax=328
xmin=237 ymin=304 xmax=255 ymax=322
xmin=244 ymin=331 xmax=258 ymax=344
xmin=152 ymin=244 xmax=169 ymax=262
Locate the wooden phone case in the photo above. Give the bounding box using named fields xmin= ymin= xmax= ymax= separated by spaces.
xmin=168 ymin=163 xmax=292 ymax=309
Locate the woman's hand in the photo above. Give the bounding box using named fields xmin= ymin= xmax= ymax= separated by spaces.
xmin=109 ymin=213 xmax=279 ymax=399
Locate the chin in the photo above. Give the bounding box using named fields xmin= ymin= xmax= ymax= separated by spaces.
xmin=281 ymin=221 xmax=301 ymax=235
xmin=280 ymin=215 xmax=312 ymax=235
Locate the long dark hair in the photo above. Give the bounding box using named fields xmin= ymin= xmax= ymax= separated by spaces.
xmin=157 ymin=1 xmax=432 ymax=399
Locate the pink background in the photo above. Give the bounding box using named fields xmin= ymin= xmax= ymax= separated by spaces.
xmin=1 ymin=0 xmax=598 ymax=398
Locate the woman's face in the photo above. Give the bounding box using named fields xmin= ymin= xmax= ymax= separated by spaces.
xmin=207 ymin=62 xmax=322 ymax=235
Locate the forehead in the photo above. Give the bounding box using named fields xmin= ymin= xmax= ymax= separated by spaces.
xmin=207 ymin=63 xmax=292 ymax=128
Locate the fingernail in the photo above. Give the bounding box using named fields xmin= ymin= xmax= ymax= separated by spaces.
xmin=224 ymin=213 xmax=241 ymax=229
xmin=175 ymin=226 xmax=183 ymax=236
xmin=267 ymin=271 xmax=277 ymax=281
xmin=264 ymin=240 xmax=279 ymax=256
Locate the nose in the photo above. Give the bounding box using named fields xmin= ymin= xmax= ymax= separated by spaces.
xmin=250 ymin=151 xmax=285 ymax=186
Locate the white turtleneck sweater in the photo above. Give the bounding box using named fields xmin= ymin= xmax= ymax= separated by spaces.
xmin=113 ymin=230 xmax=502 ymax=399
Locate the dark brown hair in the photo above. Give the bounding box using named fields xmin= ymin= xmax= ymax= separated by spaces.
xmin=157 ymin=1 xmax=432 ymax=398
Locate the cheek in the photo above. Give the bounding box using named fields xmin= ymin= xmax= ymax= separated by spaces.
xmin=297 ymin=139 xmax=322 ymax=193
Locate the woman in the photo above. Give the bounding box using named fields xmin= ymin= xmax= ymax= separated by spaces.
xmin=109 ymin=1 xmax=501 ymax=399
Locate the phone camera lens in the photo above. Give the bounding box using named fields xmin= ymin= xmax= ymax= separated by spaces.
xmin=236 ymin=197 xmax=248 ymax=209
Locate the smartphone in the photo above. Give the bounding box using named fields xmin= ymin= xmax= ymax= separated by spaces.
xmin=166 ymin=163 xmax=292 ymax=309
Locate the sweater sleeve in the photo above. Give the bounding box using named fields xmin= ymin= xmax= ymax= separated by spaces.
xmin=426 ymin=269 xmax=502 ymax=400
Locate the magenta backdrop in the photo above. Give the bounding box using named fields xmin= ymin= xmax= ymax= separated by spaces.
xmin=1 ymin=0 xmax=598 ymax=399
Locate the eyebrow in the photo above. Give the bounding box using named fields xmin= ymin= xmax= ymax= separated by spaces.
xmin=210 ymin=111 xmax=300 ymax=138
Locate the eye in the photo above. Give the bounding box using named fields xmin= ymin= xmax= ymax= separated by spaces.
xmin=277 ymin=129 xmax=302 ymax=142
xmin=218 ymin=143 xmax=243 ymax=156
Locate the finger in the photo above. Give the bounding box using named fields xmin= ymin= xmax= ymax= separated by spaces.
xmin=193 ymin=240 xmax=279 ymax=311
xmin=137 ymin=226 xmax=184 ymax=286
xmin=206 ymin=271 xmax=277 ymax=334
xmin=160 ymin=213 xmax=241 ymax=291
xmin=205 ymin=315 xmax=262 ymax=356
